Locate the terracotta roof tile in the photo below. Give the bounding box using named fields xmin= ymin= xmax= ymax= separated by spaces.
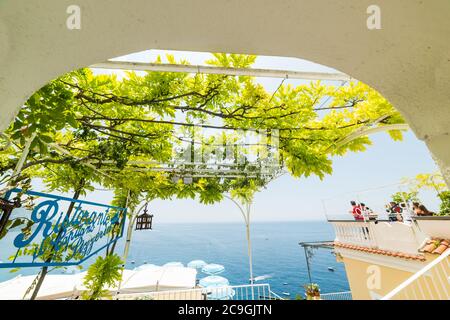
xmin=333 ymin=241 xmax=426 ymax=261
xmin=420 ymin=239 xmax=450 ymax=255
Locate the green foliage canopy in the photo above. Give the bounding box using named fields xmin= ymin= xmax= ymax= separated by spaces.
xmin=1 ymin=53 xmax=406 ymax=207
xmin=82 ymin=254 xmax=123 ymax=300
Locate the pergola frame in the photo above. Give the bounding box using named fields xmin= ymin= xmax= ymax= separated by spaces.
xmin=1 ymin=62 xmax=409 ymax=296
xmin=91 ymin=60 xmax=352 ymax=82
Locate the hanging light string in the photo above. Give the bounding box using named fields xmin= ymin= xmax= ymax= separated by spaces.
xmin=321 ymin=181 xmax=408 ymax=202
xmin=315 ymin=80 xmax=348 ymax=111
xmin=268 ymin=76 xmax=287 ymax=104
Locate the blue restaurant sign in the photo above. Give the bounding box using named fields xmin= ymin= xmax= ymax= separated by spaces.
xmin=0 ymin=189 xmax=127 ymax=268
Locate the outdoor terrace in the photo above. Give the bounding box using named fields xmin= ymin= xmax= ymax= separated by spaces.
xmin=328 ymin=216 xmax=450 ymax=257
xmin=328 ymin=215 xmax=450 ymax=300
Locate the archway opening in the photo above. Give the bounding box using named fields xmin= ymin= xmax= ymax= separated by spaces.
xmin=0 ymin=49 xmax=445 ymax=300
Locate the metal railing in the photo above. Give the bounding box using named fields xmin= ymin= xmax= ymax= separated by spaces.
xmin=115 ymin=283 xmax=276 ymax=300
xmin=268 ymin=290 xmax=284 ymax=300
xmin=382 ymin=249 xmax=450 ymax=300
xmin=329 ymin=219 xmax=427 ymax=254
xmin=331 ymin=221 xmax=377 ymax=247
xmin=320 ymin=291 xmax=353 ymax=300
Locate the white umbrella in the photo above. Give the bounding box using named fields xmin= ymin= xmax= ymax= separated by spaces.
xmin=199 ymin=276 xmax=234 ymax=300
xmin=204 ymin=287 xmax=235 ymax=300
xmin=75 ymin=267 xmax=194 ymax=296
xmin=201 ymin=263 xmax=225 ymax=275
xmin=75 ymin=269 xmax=135 ymax=292
xmin=187 ymin=260 xmax=207 ymax=269
xmin=0 ymin=265 xmax=198 ymax=300
xmin=163 ymin=262 xmax=184 ymax=268
xmin=119 ymin=266 xmax=196 ymax=293
xmin=133 ymin=264 xmax=159 ymax=271
xmin=199 ymin=275 xmax=229 ymax=287
xmin=0 ymin=273 xmax=84 ymax=300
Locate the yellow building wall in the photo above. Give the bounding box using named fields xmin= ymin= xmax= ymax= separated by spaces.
xmin=341 ymin=256 xmax=415 ymax=300
xmin=341 ymin=255 xmax=450 ymax=300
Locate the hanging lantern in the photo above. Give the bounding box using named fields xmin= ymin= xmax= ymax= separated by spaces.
xmin=171 ymin=175 xmax=181 ymax=184
xmin=135 ymin=202 xmax=153 ymax=230
xmin=183 ymin=176 xmax=193 ymax=185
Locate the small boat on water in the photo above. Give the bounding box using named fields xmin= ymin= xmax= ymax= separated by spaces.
xmin=283 ymin=282 xmax=289 ymax=285
xmin=252 ymin=274 xmax=272 ymax=282
xmin=282 ymin=292 xmax=290 ymax=296
xmin=328 ymin=267 xmax=335 ymax=272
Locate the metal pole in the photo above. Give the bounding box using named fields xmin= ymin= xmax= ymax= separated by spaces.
xmin=224 ymin=195 xmax=254 ymax=294
xmin=90 ymin=60 xmax=352 ymax=82
xmin=115 ymin=196 xmax=147 ymax=297
xmin=245 ymin=201 xmax=255 ymax=300
xmin=0 ymin=133 xmax=37 ymax=238
xmin=304 ymin=246 xmax=313 ymax=284
xmin=398 ymin=184 xmax=411 ymax=223
xmin=333 ymin=124 xmax=409 ymax=149
xmin=11 ymin=132 xmax=37 ymax=181
xmin=245 ymin=202 xmax=254 ymax=283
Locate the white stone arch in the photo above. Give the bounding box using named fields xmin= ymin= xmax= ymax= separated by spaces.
xmin=1 ymin=0 xmax=449 ymax=182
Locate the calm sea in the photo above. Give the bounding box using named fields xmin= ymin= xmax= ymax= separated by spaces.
xmin=0 ymin=221 xmax=349 ymax=297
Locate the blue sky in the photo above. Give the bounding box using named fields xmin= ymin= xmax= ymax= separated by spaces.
xmin=33 ymin=50 xmax=440 ymax=223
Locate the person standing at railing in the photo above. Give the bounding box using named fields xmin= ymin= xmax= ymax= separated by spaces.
xmin=412 ymin=202 xmax=434 ymax=216
xmin=349 ymin=201 xmax=364 ymax=221
xmin=360 ymin=203 xmax=377 ymax=221
xmin=386 ymin=202 xmax=403 ymax=222
xmin=349 ymin=201 xmax=371 ymax=241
